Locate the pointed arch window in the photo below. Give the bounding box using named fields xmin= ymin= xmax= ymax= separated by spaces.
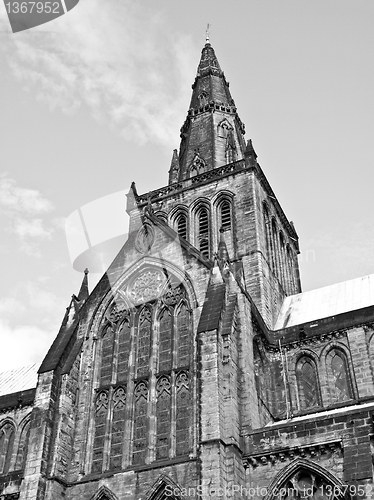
xmin=176 ymin=212 xmax=188 ymax=241
xmin=219 ymin=200 xmax=231 ymax=231
xmin=197 ymin=207 xmax=210 ymax=258
xmin=136 ymin=307 xmax=152 ymax=378
xmin=92 ymin=390 xmax=109 ymax=473
xmin=132 ymin=382 xmax=148 ymax=465
xmin=158 ymin=309 xmax=172 ymax=372
xmin=271 ymin=466 xmax=348 ymax=500
xmin=91 ymin=275 xmax=192 ymax=472
xmin=175 ymin=372 xmax=190 ymax=456
xmin=100 ymin=326 xmax=114 ymax=385
xmin=296 ymin=357 xmax=321 ymax=410
xmin=0 ymin=422 xmax=15 ymax=474
xmin=329 ymin=350 xmax=353 ymax=403
xmin=155 ymin=376 xmax=171 ymax=460
xmin=15 ymin=420 xmax=30 ymax=471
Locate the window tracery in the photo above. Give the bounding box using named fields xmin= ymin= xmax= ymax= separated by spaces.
xmin=132 ymin=382 xmax=148 ymax=465
xmin=328 ymin=350 xmax=353 ymax=403
xmin=274 ymin=469 xmax=344 ymax=500
xmin=156 ymin=376 xmax=171 ymax=460
xmin=296 ymin=356 xmax=321 ymax=410
xmin=91 ymin=272 xmax=192 ymax=472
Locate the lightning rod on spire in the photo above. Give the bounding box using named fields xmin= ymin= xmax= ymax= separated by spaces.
xmin=206 ymin=23 xmax=210 ymax=44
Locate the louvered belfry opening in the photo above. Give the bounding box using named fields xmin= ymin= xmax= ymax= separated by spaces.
xmin=176 ymin=213 xmax=187 ymax=240
xmin=220 ymin=201 xmax=231 ymax=230
xmin=198 ymin=208 xmax=209 ymax=258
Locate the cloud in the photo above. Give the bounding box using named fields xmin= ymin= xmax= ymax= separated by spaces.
xmin=0 ymin=176 xmax=54 ymax=214
xmin=0 ymin=1 xmax=197 ymax=148
xmin=0 ymin=175 xmax=57 ymax=255
xmin=0 ymin=318 xmax=54 ymax=371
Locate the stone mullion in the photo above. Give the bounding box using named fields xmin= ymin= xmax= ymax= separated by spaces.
xmin=121 ymin=315 xmax=135 ymax=469
xmin=102 ymin=385 xmax=114 ymax=471
xmin=148 ymin=305 xmax=158 ymax=463
xmin=170 ymin=370 xmax=177 ymax=458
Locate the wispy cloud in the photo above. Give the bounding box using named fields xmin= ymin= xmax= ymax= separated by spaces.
xmin=0 ymin=175 xmax=54 ymax=214
xmin=0 ymin=175 xmax=56 ymax=256
xmin=0 ymin=1 xmax=197 ymax=148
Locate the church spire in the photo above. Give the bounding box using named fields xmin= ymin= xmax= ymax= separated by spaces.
xmin=77 ymin=268 xmax=89 ymax=302
xmin=176 ymin=42 xmax=247 ymax=183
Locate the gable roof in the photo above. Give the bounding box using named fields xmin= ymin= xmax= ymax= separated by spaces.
xmin=0 ymin=364 xmax=38 ymax=396
xmin=275 ymin=273 xmax=374 ymax=329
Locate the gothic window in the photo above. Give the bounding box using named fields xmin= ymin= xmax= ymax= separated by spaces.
xmin=92 ymin=390 xmax=109 ymax=473
xmin=176 ymin=212 xmax=188 ymax=240
xmin=176 ymin=304 xmax=190 ymax=367
xmin=132 ymin=382 xmax=148 ymax=465
xmin=158 ymin=309 xmax=172 ymax=372
xmin=198 ymin=90 xmax=208 ymax=106
xmin=15 ymin=420 xmax=30 ymax=470
xmin=136 ymin=307 xmax=152 ymax=378
xmin=100 ymin=326 xmax=114 ymax=385
xmin=0 ymin=422 xmax=15 ymax=474
xmin=197 ymin=207 xmax=210 ymax=258
xmin=225 ymin=130 xmax=237 ymax=164
xmin=155 ymin=376 xmax=171 ymax=460
xmin=219 ymin=200 xmax=231 ymax=231
xmin=329 ymin=350 xmax=353 ymax=403
xmin=117 ymin=320 xmax=131 ymax=382
xmin=109 ymin=386 xmax=126 ymax=470
xmin=175 ymin=372 xmax=190 ymax=456
xmin=273 ymin=468 xmax=344 ymax=500
xmin=296 ymin=357 xmax=321 ymax=410
xmin=91 ymin=274 xmax=192 ymax=471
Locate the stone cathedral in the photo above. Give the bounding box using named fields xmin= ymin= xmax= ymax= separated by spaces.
xmin=1 ymin=41 xmax=374 ymax=500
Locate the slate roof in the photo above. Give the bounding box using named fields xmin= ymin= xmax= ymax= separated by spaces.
xmin=0 ymin=364 xmax=38 ymax=396
xmin=275 ymin=274 xmax=374 ymax=329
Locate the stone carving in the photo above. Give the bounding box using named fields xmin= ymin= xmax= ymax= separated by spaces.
xmin=163 ymin=285 xmax=185 ymax=306
xmin=129 ymin=271 xmax=166 ymax=305
xmin=113 ymin=386 xmax=126 ymax=409
xmin=135 ymin=224 xmax=155 ymax=254
xmin=95 ymin=391 xmax=109 ymax=412
xmin=107 ymin=301 xmax=128 ymax=324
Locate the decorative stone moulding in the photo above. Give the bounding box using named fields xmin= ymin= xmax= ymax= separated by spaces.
xmin=135 ymin=224 xmax=155 ymax=254
xmin=128 ymin=270 xmax=166 ymax=305
xmin=243 ymin=441 xmax=342 ymax=468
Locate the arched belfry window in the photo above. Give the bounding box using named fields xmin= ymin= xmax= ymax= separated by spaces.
xmin=176 ymin=212 xmax=188 ymax=241
xmin=91 ymin=272 xmax=192 ymax=472
xmin=0 ymin=422 xmax=15 ymax=474
xmin=296 ymin=356 xmax=321 ymax=411
xmin=328 ymin=349 xmax=353 ymax=403
xmin=197 ymin=207 xmax=210 ymax=258
xmin=219 ymin=200 xmax=231 ymax=231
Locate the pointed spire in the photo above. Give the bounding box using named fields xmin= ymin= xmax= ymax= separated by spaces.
xmin=77 ymin=268 xmax=89 ymax=301
xmin=245 ymin=139 xmax=257 ymax=159
xmin=168 ymin=149 xmax=180 ymax=184
xmin=178 ymin=42 xmax=246 ymax=179
xmin=218 ymin=228 xmax=230 ymax=263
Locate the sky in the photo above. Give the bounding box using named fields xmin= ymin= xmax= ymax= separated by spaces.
xmin=0 ymin=0 xmax=373 ymax=371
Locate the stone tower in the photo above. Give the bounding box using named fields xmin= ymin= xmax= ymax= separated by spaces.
xmin=1 ymin=40 xmax=374 ymax=500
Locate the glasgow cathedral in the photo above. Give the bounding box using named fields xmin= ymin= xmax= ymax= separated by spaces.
xmin=1 ymin=39 xmax=374 ymax=500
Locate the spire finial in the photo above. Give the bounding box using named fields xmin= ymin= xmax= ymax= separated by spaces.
xmin=205 ymin=23 xmax=210 ymax=44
